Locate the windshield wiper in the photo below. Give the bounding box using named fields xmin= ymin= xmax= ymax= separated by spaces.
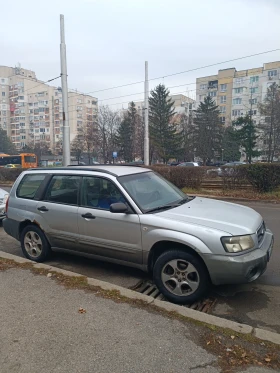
xmin=145 ymin=204 xmax=180 ymax=214
xmin=178 ymin=197 xmax=189 ymax=205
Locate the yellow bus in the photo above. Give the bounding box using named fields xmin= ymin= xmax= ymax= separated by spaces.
xmin=0 ymin=153 xmax=38 ymax=168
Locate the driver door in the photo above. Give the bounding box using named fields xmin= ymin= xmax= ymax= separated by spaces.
xmin=77 ymin=176 xmax=142 ymax=264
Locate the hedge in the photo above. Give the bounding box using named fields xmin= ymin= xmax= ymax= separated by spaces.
xmin=148 ymin=165 xmax=206 ymax=189
xmin=1 ymin=164 xmax=280 ymax=194
xmin=0 ymin=168 xmax=26 ymax=182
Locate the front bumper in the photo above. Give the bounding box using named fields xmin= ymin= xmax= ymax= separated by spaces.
xmin=0 ymin=203 xmax=5 ymax=220
xmin=202 ymin=229 xmax=274 ymax=285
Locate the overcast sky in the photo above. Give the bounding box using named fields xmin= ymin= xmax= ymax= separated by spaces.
xmin=1 ymin=0 xmax=279 ymax=108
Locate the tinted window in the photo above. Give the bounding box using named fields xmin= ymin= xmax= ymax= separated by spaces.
xmin=24 ymin=156 xmax=36 ymax=163
xmin=82 ymin=176 xmax=126 ymax=211
xmin=0 ymin=156 xmax=21 ymax=166
xmin=17 ymin=174 xmax=46 ymax=199
xmin=45 ymin=175 xmax=80 ymax=205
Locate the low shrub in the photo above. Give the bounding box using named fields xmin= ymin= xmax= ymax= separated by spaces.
xmin=221 ymin=164 xmax=280 ymax=193
xmin=0 ymin=168 xmax=25 ymax=182
xmin=221 ymin=166 xmax=249 ymax=190
xmin=148 ymin=165 xmax=206 ymax=189
xmin=245 ymin=164 xmax=280 ymax=193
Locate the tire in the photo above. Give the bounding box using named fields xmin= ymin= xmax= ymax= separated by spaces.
xmin=153 ymin=250 xmax=210 ymax=304
xmin=20 ymin=225 xmax=52 ymax=262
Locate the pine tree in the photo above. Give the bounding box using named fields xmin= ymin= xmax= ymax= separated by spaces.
xmin=222 ymin=127 xmax=240 ymax=162
xmin=232 ymin=115 xmax=260 ymax=163
xmin=192 ymin=96 xmax=223 ymax=165
xmin=116 ymin=116 xmax=133 ymax=162
xmin=0 ymin=128 xmax=17 ymax=154
xmin=149 ymin=84 xmax=180 ymax=163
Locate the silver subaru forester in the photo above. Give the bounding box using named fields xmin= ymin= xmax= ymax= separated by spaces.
xmin=3 ymin=166 xmax=273 ymax=304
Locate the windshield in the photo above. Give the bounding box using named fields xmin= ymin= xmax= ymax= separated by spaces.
xmin=118 ymin=171 xmax=187 ymax=213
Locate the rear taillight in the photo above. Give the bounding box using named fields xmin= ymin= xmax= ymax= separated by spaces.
xmin=5 ymin=195 xmax=9 ymax=215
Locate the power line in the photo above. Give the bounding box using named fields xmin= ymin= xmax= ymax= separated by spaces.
xmin=65 ymin=74 xmax=266 ymax=111
xmin=66 ymin=48 xmax=280 ymax=99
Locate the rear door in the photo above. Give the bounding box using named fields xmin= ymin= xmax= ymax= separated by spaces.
xmin=36 ymin=174 xmax=81 ymax=250
xmin=77 ymin=176 xmax=142 ymax=264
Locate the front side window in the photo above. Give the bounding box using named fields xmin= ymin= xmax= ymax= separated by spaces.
xmin=17 ymin=174 xmax=46 ymax=199
xmin=119 ymin=172 xmax=186 ymax=213
xmin=44 ymin=175 xmax=80 ymax=205
xmin=81 ymin=177 xmax=126 ymax=211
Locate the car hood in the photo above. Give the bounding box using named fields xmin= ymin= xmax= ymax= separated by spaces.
xmin=157 ymin=197 xmax=262 ymax=236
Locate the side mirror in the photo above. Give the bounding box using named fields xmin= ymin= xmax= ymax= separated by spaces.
xmin=110 ymin=202 xmax=128 ymax=214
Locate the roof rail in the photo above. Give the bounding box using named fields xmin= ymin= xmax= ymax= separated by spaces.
xmin=28 ymin=167 xmax=118 ymax=176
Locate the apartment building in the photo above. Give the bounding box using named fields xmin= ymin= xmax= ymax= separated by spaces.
xmin=0 ymin=65 xmax=98 ymax=153
xmin=196 ymin=61 xmax=280 ymax=127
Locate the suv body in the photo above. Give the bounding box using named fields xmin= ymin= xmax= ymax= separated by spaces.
xmin=3 ymin=166 xmax=273 ymax=304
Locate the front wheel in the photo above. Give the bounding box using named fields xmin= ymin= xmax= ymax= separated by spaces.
xmin=153 ymin=250 xmax=210 ymax=304
xmin=20 ymin=225 xmax=52 ymax=262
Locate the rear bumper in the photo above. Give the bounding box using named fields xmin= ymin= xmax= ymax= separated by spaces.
xmin=2 ymin=218 xmax=20 ymax=241
xmin=202 ymin=230 xmax=274 ymax=285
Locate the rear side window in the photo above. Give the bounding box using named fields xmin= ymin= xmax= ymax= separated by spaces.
xmin=44 ymin=175 xmax=81 ymax=205
xmin=17 ymin=174 xmax=46 ymax=199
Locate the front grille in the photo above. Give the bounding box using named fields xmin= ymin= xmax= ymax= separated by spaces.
xmin=257 ymin=221 xmax=266 ymax=244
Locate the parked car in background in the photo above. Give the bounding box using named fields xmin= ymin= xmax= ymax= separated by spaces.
xmin=0 ymin=188 xmax=9 ymax=221
xmin=224 ymin=161 xmax=247 ymax=166
xmin=207 ymin=161 xmax=247 ymax=176
xmin=4 ymin=164 xmax=22 ymax=168
xmin=3 ymin=166 xmax=273 ymax=304
xmin=168 ymin=161 xmax=180 ymax=166
xmin=177 ymin=162 xmax=199 ymax=167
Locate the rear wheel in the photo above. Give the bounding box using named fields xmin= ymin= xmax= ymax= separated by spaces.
xmin=20 ymin=225 xmax=51 ymax=262
xmin=153 ymin=250 xmax=210 ymax=304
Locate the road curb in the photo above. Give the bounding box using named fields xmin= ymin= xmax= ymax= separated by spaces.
xmin=191 ymin=194 xmax=280 ymax=204
xmin=1 ymin=250 xmax=280 ymax=345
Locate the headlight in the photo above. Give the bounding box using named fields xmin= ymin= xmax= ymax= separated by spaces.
xmin=221 ymin=235 xmax=255 ymax=253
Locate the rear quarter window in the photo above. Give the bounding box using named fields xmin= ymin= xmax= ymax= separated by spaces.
xmin=17 ymin=174 xmax=46 ymax=199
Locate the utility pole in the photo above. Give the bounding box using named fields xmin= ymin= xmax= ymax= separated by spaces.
xmin=144 ymin=61 xmax=149 ymax=165
xmin=60 ymin=14 xmax=70 ymax=166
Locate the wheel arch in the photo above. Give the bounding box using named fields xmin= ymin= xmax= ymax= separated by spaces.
xmin=147 ymin=240 xmax=210 ymax=279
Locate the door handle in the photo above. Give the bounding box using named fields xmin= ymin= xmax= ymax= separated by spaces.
xmin=37 ymin=206 xmax=49 ymax=212
xmin=81 ymin=213 xmax=96 ymax=220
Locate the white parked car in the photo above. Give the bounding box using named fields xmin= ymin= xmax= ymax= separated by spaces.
xmin=0 ymin=187 xmax=9 ymax=220
xmin=177 ymin=162 xmax=199 ymax=167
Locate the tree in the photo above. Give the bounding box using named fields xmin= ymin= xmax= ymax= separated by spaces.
xmin=82 ymin=124 xmax=97 ymax=165
xmin=149 ymin=84 xmax=180 ymax=163
xmin=116 ymin=116 xmax=134 ymax=162
xmin=232 ymin=115 xmax=260 ymax=163
xmin=22 ymin=141 xmax=52 ymax=162
xmin=115 ymin=101 xmax=143 ymax=162
xmin=175 ymin=113 xmax=194 ymax=161
xmin=192 ymin=96 xmax=223 ymax=165
xmin=71 ymin=135 xmax=85 ymax=163
xmin=0 ymin=128 xmax=17 ymax=154
xmin=96 ymin=106 xmax=120 ymax=163
xmin=222 ymin=127 xmax=241 ymax=162
xmin=259 ymin=83 xmax=280 ymax=162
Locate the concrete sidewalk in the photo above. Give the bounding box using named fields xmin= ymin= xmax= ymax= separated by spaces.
xmin=0 ymin=267 xmax=279 ymax=373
